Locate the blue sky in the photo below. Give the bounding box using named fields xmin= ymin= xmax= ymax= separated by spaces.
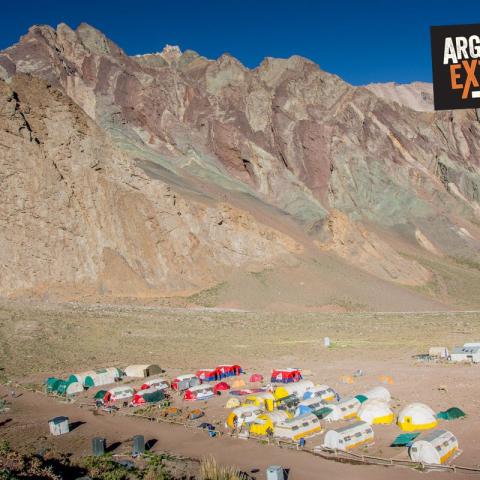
xmin=2 ymin=0 xmax=480 ymax=85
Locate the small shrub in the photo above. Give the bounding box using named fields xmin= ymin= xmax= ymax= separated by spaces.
xmin=82 ymin=455 xmax=133 ymax=480
xmin=199 ymin=456 xmax=241 ymax=480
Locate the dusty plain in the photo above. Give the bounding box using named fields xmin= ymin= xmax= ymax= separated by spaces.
xmin=1 ymin=300 xmax=480 ymax=479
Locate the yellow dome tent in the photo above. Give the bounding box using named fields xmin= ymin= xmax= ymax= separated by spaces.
xmin=397 ymin=403 xmax=438 ymax=432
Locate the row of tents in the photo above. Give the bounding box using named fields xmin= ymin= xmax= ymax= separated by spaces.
xmin=44 ymin=363 xmax=244 ymax=397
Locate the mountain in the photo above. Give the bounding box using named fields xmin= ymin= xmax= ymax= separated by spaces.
xmin=365 ymin=82 xmax=433 ymax=112
xmin=0 ymin=23 xmax=479 ymax=310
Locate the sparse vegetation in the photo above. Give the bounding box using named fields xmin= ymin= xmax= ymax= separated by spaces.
xmin=187 ymin=283 xmax=227 ymax=307
xmin=0 ymin=442 xmax=62 ymax=480
xmin=199 ymin=456 xmax=241 ymax=480
xmin=82 ymin=455 xmax=136 ymax=480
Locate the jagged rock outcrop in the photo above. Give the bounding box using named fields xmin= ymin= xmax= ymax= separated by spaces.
xmin=0 ymin=23 xmax=479 ymax=308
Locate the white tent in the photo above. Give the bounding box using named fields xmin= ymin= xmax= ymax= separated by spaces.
xmin=450 ymin=346 xmax=480 ymax=363
xmin=124 ymin=364 xmax=162 ymax=378
xmin=397 ymin=403 xmax=438 ymax=432
xmin=104 ymin=386 xmax=135 ymax=404
xmin=83 ymin=371 xmax=118 ymax=388
xmin=324 ymin=397 xmax=361 ymax=421
xmin=273 ymin=413 xmax=322 ymax=441
xmin=183 ymin=384 xmax=214 ymax=401
xmin=72 ymin=367 xmax=122 ymax=388
xmin=65 ymin=381 xmax=83 ymax=395
xmin=409 ymin=429 xmax=459 ymax=465
xmin=295 ymin=397 xmax=327 ymax=416
xmin=428 ymin=347 xmax=449 ymax=359
xmin=323 ymin=421 xmax=374 ymax=451
xmin=140 ymin=377 xmax=169 ymax=391
xmin=303 ymin=384 xmax=336 ymax=402
xmin=357 ymin=399 xmax=394 ymax=424
xmin=361 ymin=386 xmax=391 ymax=403
xmin=172 ymin=374 xmax=200 ymax=391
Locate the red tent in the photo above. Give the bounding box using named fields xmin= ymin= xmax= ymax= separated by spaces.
xmin=213 ymin=382 xmax=230 ymax=394
xmin=249 ymin=373 xmax=264 ymax=383
xmin=215 ymin=365 xmax=243 ymax=379
xmin=196 ymin=369 xmax=218 ymax=382
xmin=271 ymin=368 xmax=302 ymax=383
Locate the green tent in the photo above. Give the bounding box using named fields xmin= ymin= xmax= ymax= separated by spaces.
xmin=94 ymin=390 xmax=107 ymax=400
xmin=55 ymin=380 xmax=69 ymax=395
xmin=142 ymin=390 xmax=165 ymax=404
xmin=436 ymin=407 xmax=466 ymax=420
xmin=355 ymin=394 xmax=368 ymax=403
xmin=390 ymin=433 xmax=419 ymax=447
xmin=312 ymin=406 xmax=333 ymax=420
xmin=45 ymin=377 xmax=62 ymax=393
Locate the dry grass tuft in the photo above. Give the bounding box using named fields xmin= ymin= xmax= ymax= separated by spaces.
xmin=199 ymin=455 xmax=241 ymax=480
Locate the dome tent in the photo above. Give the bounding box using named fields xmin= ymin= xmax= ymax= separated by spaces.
xmin=357 ymin=399 xmax=394 ymax=424
xmin=397 ymin=403 xmax=438 ymax=432
xmin=360 ymin=386 xmax=391 ymax=403
xmin=213 ymin=382 xmax=230 ymax=394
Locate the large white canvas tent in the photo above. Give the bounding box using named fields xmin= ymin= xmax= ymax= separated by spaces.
xmin=69 ymin=367 xmax=122 ymax=388
xmin=357 ymin=399 xmax=394 ymax=424
xmin=450 ymin=346 xmax=480 ymax=363
xmin=324 ymin=397 xmax=361 ymax=421
xmin=397 ymin=403 xmax=438 ymax=432
xmin=295 ymin=397 xmax=327 ymax=416
xmin=409 ymin=429 xmax=459 ymax=465
xmin=104 ymin=386 xmax=135 ymax=404
xmin=273 ymin=413 xmax=322 ymax=441
xmin=124 ymin=364 xmax=162 ymax=378
xmin=183 ymin=384 xmax=214 ymax=401
xmin=171 ymin=374 xmax=200 ymax=391
xmin=140 ymin=377 xmax=169 ymax=391
xmin=429 ymin=347 xmax=449 ymax=359
xmin=323 ymin=421 xmax=374 ymax=451
xmin=64 ymin=381 xmax=83 ymax=396
xmin=302 ymin=384 xmax=336 ymax=402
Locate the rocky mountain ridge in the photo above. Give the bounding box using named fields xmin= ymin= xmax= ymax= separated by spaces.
xmin=0 ymin=23 xmax=479 ymax=310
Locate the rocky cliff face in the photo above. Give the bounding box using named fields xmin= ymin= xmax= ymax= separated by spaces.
xmin=0 ymin=23 xmax=479 ymax=309
xmin=365 ymin=82 xmax=434 ymax=112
